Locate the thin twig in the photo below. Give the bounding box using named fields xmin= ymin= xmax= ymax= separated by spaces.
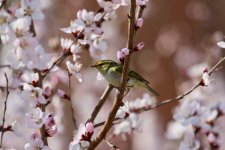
xmin=0 ymin=73 xmax=9 ymax=148
xmin=42 ymin=50 xmax=71 ymax=79
xmin=67 ymin=70 xmax=77 ymax=129
xmin=87 ymin=1 xmax=137 ymax=149
xmin=143 ymin=56 xmax=225 ymax=111
xmin=86 ymin=84 xmax=114 ymax=124
xmin=0 ymin=65 xmax=11 ymax=69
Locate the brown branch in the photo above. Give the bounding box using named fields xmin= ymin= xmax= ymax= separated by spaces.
xmin=0 ymin=65 xmax=11 ymax=69
xmin=67 ymin=71 xmax=77 ymax=129
xmin=0 ymin=125 xmax=12 ymax=133
xmin=0 ymin=73 xmax=9 ymax=148
xmin=87 ymin=1 xmax=137 ymax=149
xmin=86 ymin=84 xmax=114 ymax=124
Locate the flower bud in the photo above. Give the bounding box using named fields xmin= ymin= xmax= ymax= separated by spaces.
xmin=133 ymin=42 xmax=144 ymax=52
xmin=135 ymin=18 xmax=143 ymax=29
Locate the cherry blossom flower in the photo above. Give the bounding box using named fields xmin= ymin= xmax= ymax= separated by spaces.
xmin=69 ymin=122 xmax=94 ymax=150
xmin=21 ymin=83 xmax=49 ymax=106
xmin=114 ymin=113 xmax=141 ymax=135
xmin=21 ymin=71 xmax=39 ymax=83
xmin=133 ymin=42 xmax=145 ymax=51
xmin=135 ymin=18 xmax=144 ymax=29
xmin=136 ymin=0 xmax=149 ymax=6
xmin=202 ymin=70 xmax=211 ymax=86
xmin=217 ymin=41 xmax=225 ymax=48
xmin=10 ymin=16 xmax=32 ymax=37
xmin=24 ymin=132 xmax=50 ymax=150
xmin=66 ymin=61 xmax=82 ymax=82
xmin=57 ymin=89 xmax=70 ymax=100
xmin=166 ymin=121 xmax=187 ymax=140
xmin=117 ymin=48 xmax=130 ymax=63
xmin=15 ymin=0 xmax=44 ymax=20
xmin=97 ymin=0 xmax=121 ymax=13
xmin=61 ymin=9 xmax=107 ymax=59
xmin=179 ymin=129 xmax=200 ymax=150
xmin=45 ymin=114 xmax=57 ymax=137
xmin=26 ymin=107 xmax=48 ymax=129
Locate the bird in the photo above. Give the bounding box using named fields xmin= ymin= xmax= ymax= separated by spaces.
xmin=91 ymin=60 xmax=160 ymax=96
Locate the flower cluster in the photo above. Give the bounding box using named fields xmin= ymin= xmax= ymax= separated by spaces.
xmin=114 ymin=93 xmax=156 ymax=135
xmin=69 ymin=122 xmax=94 ymax=150
xmin=24 ymin=132 xmax=51 ymax=150
xmin=168 ymin=99 xmax=225 ymax=150
xmin=0 ymin=0 xmax=58 ymax=149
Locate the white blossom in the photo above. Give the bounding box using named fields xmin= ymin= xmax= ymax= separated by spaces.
xmin=15 ymin=0 xmax=44 ymax=20
xmin=217 ymin=41 xmax=225 ymax=48
xmin=66 ymin=61 xmax=82 ymax=82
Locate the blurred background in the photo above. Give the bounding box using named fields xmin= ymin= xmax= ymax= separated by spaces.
xmin=1 ymin=0 xmax=225 ymax=149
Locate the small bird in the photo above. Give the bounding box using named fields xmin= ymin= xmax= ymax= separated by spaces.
xmin=91 ymin=60 xmax=160 ymax=96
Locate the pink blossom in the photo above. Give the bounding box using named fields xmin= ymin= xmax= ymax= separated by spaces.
xmin=133 ymin=42 xmax=145 ymax=51
xmin=85 ymin=122 xmax=94 ymax=134
xmin=45 ymin=114 xmax=57 ymax=137
xmin=57 ymin=89 xmax=70 ymax=100
xmin=43 ymin=86 xmax=51 ymax=99
xmin=136 ymin=18 xmax=144 ymax=28
xmin=117 ymin=48 xmax=130 ymax=63
xmin=136 ymin=0 xmax=149 ymax=6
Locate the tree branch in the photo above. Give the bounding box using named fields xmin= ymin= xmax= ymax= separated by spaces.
xmin=67 ymin=71 xmax=77 ymax=129
xmin=86 ymin=84 xmax=114 ymax=124
xmin=87 ymin=1 xmax=137 ymax=149
xmin=0 ymin=73 xmax=9 ymax=148
xmin=0 ymin=65 xmax=11 ymax=69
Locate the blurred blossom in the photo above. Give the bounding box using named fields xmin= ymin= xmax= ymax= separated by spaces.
xmin=114 ymin=113 xmax=141 ymax=135
xmin=24 ymin=132 xmax=50 ymax=150
xmin=45 ymin=114 xmax=57 ymax=137
xmin=15 ymin=0 xmax=44 ymax=20
xmin=21 ymin=71 xmax=39 ymax=83
xmin=97 ymin=72 xmax=104 ymax=81
xmin=69 ymin=122 xmax=94 ymax=150
xmin=165 ymin=121 xmax=187 ymax=140
xmin=187 ymin=63 xmax=208 ymax=78
xmin=202 ymin=70 xmax=211 ymax=86
xmin=11 ymin=121 xmax=22 ymax=136
xmin=115 ymin=94 xmax=156 ymax=135
xmin=217 ymin=41 xmax=225 ymax=49
xmin=155 ymin=26 xmax=181 ymax=57
xmin=179 ymin=129 xmax=200 ymax=150
xmin=174 ymin=47 xmax=202 ymax=70
xmin=26 ymin=107 xmax=48 ymax=129
xmin=136 ymin=0 xmax=149 ymax=6
xmin=66 ymin=61 xmax=82 ymax=82
xmin=133 ymin=42 xmax=145 ymax=52
xmin=97 ymin=0 xmax=121 ymax=12
xmin=186 ymin=1 xmax=210 ymax=21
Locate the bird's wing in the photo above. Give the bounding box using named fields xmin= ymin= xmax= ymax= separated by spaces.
xmin=112 ymin=64 xmax=150 ymax=84
xmin=129 ymin=70 xmax=150 ymax=83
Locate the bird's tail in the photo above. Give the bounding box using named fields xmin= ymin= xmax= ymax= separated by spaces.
xmin=142 ymin=83 xmax=160 ymax=96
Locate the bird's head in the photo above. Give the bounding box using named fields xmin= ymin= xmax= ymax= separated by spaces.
xmin=91 ymin=60 xmax=118 ymax=73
